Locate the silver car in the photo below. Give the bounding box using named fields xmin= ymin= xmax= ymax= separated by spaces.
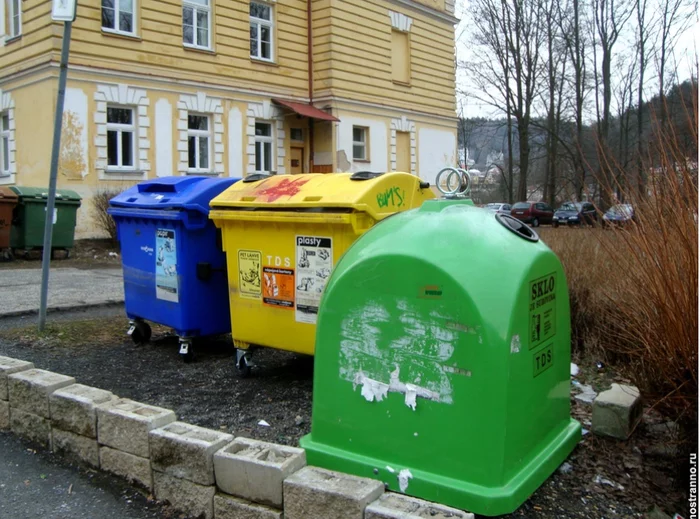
xmin=485 ymin=203 xmax=512 ymax=215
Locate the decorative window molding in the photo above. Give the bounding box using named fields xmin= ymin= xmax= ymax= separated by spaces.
xmin=177 ymin=92 xmax=224 ymax=175
xmin=0 ymin=89 xmax=16 ymax=185
xmin=388 ymin=10 xmax=413 ymax=32
xmin=94 ymin=84 xmax=150 ymax=180
xmin=390 ymin=116 xmax=416 ymax=174
xmin=245 ymin=101 xmax=284 ymax=175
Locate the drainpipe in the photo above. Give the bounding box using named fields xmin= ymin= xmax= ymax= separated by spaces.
xmin=307 ymin=0 xmax=315 ymax=172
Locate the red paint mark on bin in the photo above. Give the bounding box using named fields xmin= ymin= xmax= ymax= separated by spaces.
xmin=255 ymin=177 xmax=311 ymax=202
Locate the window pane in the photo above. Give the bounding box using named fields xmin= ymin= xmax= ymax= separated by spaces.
xmin=263 ymin=142 xmax=272 ymax=171
xmin=188 ymin=115 xmax=208 ymax=130
xmin=107 ymin=107 xmax=132 ymax=124
xmin=255 ymin=123 xmax=271 ymax=137
xmin=102 ymin=7 xmax=115 ymax=29
xmin=119 ymin=0 xmax=133 ymax=13
xmin=196 ymin=11 xmax=208 ymax=47
xmin=261 ymin=41 xmax=271 ymax=59
xmin=2 ymin=137 xmax=9 ymax=171
xmin=353 ymin=128 xmax=364 ymax=143
xmin=183 ymin=24 xmax=194 ymax=44
xmin=187 ymin=0 xmax=209 ymax=5
xmin=119 ymin=11 xmax=133 ymax=32
xmin=1 ymin=115 xmax=8 ymax=131
xmin=183 ymin=6 xmax=193 ymax=25
xmin=290 ymin=128 xmax=303 ymax=141
xmin=353 ymin=145 xmax=365 ymax=160
xmin=199 ymin=137 xmax=209 ymax=169
xmin=260 ymin=26 xmax=271 ymax=58
xmin=121 ymin=131 xmax=133 ymax=167
xmin=107 ymin=131 xmax=118 ymax=166
xmin=12 ymin=14 xmax=19 ymax=36
xmin=255 ymin=142 xmax=262 ymax=171
xmin=250 ymin=24 xmax=258 ymax=56
xmin=188 ymin=136 xmax=196 ymax=168
xmin=102 ymin=0 xmax=114 ymax=8
xmin=250 ymin=3 xmax=270 ymax=20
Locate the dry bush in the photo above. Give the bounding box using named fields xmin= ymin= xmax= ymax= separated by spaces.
xmin=91 ymin=188 xmax=124 ymax=244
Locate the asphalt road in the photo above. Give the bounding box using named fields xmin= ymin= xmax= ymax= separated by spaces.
xmin=0 ymin=432 xmax=167 ymax=519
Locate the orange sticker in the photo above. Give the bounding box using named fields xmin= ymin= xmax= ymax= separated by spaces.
xmin=262 ymin=267 xmax=295 ymax=309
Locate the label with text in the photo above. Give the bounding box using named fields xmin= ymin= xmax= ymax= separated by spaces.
xmin=263 ymin=267 xmax=295 ymax=309
xmin=295 ymin=235 xmax=332 ymax=324
xmin=529 ymin=272 xmax=557 ymax=349
xmin=155 ymin=228 xmax=178 ymax=302
xmin=238 ymin=250 xmax=262 ymax=299
xmin=533 ymin=343 xmax=554 ymax=377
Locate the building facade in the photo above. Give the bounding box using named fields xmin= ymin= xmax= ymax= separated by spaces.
xmin=0 ymin=0 xmax=458 ymax=237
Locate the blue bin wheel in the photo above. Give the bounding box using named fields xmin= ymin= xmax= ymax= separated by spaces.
xmin=130 ymin=321 xmax=152 ymax=345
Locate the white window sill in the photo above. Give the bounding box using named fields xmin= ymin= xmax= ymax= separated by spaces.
xmin=3 ymin=34 xmax=22 ymax=46
xmin=250 ymin=56 xmax=276 ymax=65
xmin=105 ymin=168 xmax=143 ymax=174
xmin=0 ymin=173 xmax=16 ymax=185
xmin=183 ymin=43 xmax=214 ymax=53
xmin=186 ymin=170 xmax=218 ymax=176
xmin=102 ymin=28 xmax=140 ymax=40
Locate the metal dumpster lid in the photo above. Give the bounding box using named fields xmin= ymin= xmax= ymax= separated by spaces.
xmin=9 ymin=186 xmax=82 ymax=202
xmin=209 ymin=172 xmax=434 ymax=221
xmin=109 ymin=176 xmax=241 ymax=215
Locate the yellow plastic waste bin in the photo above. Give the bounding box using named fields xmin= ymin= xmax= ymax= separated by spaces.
xmin=209 ymin=171 xmax=435 ymax=375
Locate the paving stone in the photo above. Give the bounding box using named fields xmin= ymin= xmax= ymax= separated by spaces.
xmin=214 ymin=493 xmax=283 ymax=519
xmin=283 ymin=466 xmax=384 ymax=519
xmin=0 ymin=356 xmax=34 ymax=401
xmin=214 ymin=437 xmax=306 ymax=507
xmin=150 ymin=421 xmax=233 ymax=485
xmin=592 ymin=383 xmax=642 ymax=439
xmin=97 ymin=398 xmax=176 ymax=457
xmin=51 ymin=428 xmax=100 ymax=468
xmin=153 ymin=471 xmax=215 ymax=519
xmin=50 ymin=384 xmax=115 ymax=438
xmin=8 ymin=369 xmax=75 ymax=418
xmin=99 ymin=446 xmax=153 ymax=490
xmin=0 ymin=400 xmax=8 ymax=430
xmin=366 ymin=493 xmax=475 ymax=519
xmin=10 ymin=408 xmax=51 ymax=448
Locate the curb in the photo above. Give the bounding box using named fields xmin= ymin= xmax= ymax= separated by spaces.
xmin=0 ymin=300 xmax=125 ymax=320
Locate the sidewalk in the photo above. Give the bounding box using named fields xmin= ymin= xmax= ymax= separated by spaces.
xmin=0 ymin=268 xmax=124 ymax=317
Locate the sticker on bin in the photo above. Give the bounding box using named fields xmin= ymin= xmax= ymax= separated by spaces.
xmin=262 ymin=267 xmax=294 ymax=309
xmin=156 ymin=229 xmax=178 ymax=302
xmin=295 ymin=236 xmax=332 ymax=324
xmin=529 ymin=272 xmax=557 ymax=350
xmin=238 ymin=250 xmax=262 ymax=299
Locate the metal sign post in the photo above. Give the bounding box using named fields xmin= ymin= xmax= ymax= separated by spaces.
xmin=39 ymin=0 xmax=77 ymax=331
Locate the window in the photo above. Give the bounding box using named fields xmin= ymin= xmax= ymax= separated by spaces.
xmin=250 ymin=2 xmax=273 ymax=61
xmin=391 ymin=30 xmax=410 ymax=84
xmin=4 ymin=0 xmax=21 ymax=39
xmin=254 ymin=122 xmax=273 ymax=173
xmin=183 ymin=0 xmax=210 ymax=49
xmin=290 ymin=128 xmax=303 ymax=142
xmin=106 ymin=107 xmax=135 ymax=170
xmin=101 ymin=0 xmax=134 ymax=35
xmin=0 ymin=113 xmax=9 ymax=175
xmin=352 ymin=127 xmax=368 ymax=161
xmin=187 ymin=114 xmax=211 ymax=172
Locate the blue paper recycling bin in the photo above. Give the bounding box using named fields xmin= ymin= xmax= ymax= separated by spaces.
xmin=108 ymin=176 xmax=240 ymax=362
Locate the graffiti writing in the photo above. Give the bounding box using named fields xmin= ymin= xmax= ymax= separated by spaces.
xmin=376 ymin=186 xmax=405 ymax=208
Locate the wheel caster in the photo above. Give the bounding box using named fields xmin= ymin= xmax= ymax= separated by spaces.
xmin=235 ymin=349 xmax=252 ymax=378
xmin=179 ymin=338 xmax=194 ymax=363
xmin=128 ymin=320 xmax=151 ymax=344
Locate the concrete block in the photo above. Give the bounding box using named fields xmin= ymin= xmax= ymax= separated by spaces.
xmin=0 ymin=356 xmax=34 ymax=400
xmin=51 ymin=428 xmax=100 ymax=468
xmin=99 ymin=446 xmax=153 ymax=490
xmin=0 ymin=400 xmax=8 ymax=430
xmin=96 ymin=398 xmax=176 ymax=457
xmin=214 ymin=494 xmax=283 ymax=519
xmin=283 ymin=466 xmax=384 ymax=519
xmin=50 ymin=384 xmax=115 ymax=438
xmin=366 ymin=493 xmax=475 ymax=519
xmin=10 ymin=408 xmax=52 ymax=448
xmin=150 ymin=421 xmax=233 ymax=485
xmin=592 ymin=383 xmax=642 ymax=439
xmin=214 ymin=437 xmax=306 ymax=507
xmin=8 ymin=369 xmax=75 ymax=418
xmin=153 ymin=471 xmax=215 ymax=519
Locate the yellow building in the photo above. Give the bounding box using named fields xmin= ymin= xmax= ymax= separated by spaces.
xmin=0 ymin=0 xmax=458 ymax=237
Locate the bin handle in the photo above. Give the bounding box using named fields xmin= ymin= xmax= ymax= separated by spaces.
xmin=350 ymin=171 xmax=385 ymax=181
xmin=495 ymin=213 xmax=540 ymax=243
xmin=243 ymin=173 xmax=272 ymax=183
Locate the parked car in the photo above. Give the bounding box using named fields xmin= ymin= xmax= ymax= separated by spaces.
xmin=484 ymin=202 xmax=512 ymax=215
xmin=552 ymin=201 xmax=598 ymax=227
xmin=603 ymin=204 xmax=635 ymax=226
xmin=510 ymin=201 xmax=554 ymax=227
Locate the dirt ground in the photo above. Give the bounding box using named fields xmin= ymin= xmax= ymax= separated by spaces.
xmin=0 ymin=313 xmax=691 ymax=519
xmin=1 ymin=239 xmax=122 ymax=269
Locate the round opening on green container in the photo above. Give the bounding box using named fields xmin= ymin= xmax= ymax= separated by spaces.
xmin=495 ymin=213 xmax=540 ymax=242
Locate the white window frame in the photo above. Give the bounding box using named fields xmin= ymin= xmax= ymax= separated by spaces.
xmin=254 ymin=121 xmax=274 ymax=173
xmin=352 ymin=126 xmax=368 ymax=161
xmin=187 ymin=113 xmax=212 ymax=173
xmin=250 ymin=1 xmax=274 ymax=62
xmin=3 ymin=0 xmax=22 ymax=40
xmin=106 ymin=105 xmax=136 ymax=172
xmin=101 ymin=0 xmax=136 ymax=36
xmin=0 ymin=112 xmax=10 ymax=176
xmin=183 ymin=0 xmax=211 ymax=50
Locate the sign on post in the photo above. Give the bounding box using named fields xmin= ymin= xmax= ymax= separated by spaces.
xmin=52 ymin=0 xmax=77 ymax=21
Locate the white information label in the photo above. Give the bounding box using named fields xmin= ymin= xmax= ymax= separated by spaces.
xmin=295 ymin=235 xmax=332 ymax=324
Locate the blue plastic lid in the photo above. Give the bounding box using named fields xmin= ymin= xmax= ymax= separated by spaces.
xmin=109 ymin=176 xmax=241 ymax=215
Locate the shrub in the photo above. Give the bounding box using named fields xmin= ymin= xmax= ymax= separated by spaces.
xmin=91 ymin=188 xmax=124 ymax=244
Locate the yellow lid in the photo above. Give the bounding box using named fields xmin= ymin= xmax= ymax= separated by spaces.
xmin=209 ymin=172 xmax=435 ymax=221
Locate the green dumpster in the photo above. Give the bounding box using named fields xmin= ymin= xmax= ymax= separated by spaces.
xmin=9 ymin=187 xmax=82 ymax=254
xmin=300 ymin=194 xmax=581 ymax=516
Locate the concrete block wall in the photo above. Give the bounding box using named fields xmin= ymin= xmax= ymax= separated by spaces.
xmin=0 ymin=356 xmax=474 ymax=519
